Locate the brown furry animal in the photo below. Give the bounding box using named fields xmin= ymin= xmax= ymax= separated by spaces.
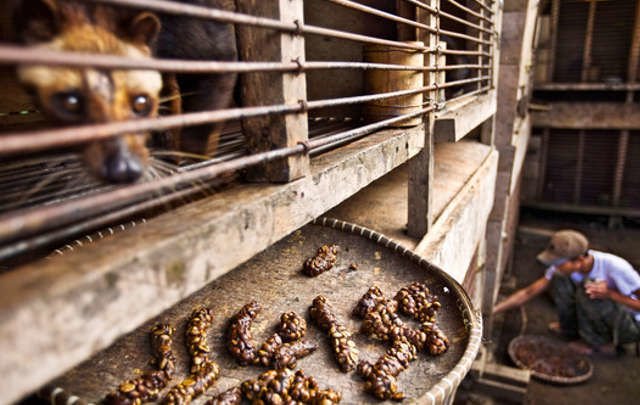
xmin=8 ymin=0 xmax=237 ymax=183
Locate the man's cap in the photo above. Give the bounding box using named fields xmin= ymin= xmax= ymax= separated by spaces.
xmin=537 ymin=229 xmax=589 ymax=266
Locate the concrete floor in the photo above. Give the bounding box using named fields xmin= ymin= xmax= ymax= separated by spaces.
xmin=459 ymin=210 xmax=640 ymax=405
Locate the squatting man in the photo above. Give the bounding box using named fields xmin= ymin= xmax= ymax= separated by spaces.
xmin=493 ymin=229 xmax=640 ymax=355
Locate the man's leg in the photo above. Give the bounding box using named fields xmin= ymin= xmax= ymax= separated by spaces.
xmin=574 ymin=285 xmax=640 ymax=347
xmin=549 ymin=275 xmax=579 ymax=339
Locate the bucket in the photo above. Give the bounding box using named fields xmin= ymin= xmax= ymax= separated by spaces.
xmin=363 ymin=41 xmax=425 ymax=127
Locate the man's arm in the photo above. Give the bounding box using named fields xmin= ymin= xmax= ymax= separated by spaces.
xmin=586 ymin=284 xmax=640 ymax=311
xmin=493 ymin=277 xmax=550 ymax=314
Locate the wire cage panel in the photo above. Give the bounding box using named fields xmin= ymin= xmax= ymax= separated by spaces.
xmin=553 ymin=1 xmax=589 ymax=82
xmin=590 ymin=0 xmax=636 ymax=83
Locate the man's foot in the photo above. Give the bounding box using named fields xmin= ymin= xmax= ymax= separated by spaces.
xmin=568 ymin=340 xmax=593 ymax=355
xmin=547 ymin=321 xmax=578 ymax=339
xmin=548 ymin=321 xmax=562 ymax=334
xmin=567 ymin=340 xmax=618 ymax=356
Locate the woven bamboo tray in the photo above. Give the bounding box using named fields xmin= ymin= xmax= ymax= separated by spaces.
xmin=42 ymin=217 xmax=481 ymax=404
xmin=508 ymin=334 xmax=593 ymax=384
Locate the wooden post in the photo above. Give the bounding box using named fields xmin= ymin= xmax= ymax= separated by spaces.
xmin=574 ymin=130 xmax=585 ymax=204
xmin=612 ymin=130 xmax=629 ymax=207
xmin=548 ymin=0 xmax=560 ymax=82
xmin=396 ymin=0 xmax=418 ymax=41
xmin=581 ymin=0 xmax=597 ymax=82
xmin=537 ymin=127 xmax=550 ymax=199
xmin=478 ymin=1 xmax=487 ymax=91
xmin=407 ymin=0 xmax=438 ymax=238
xmin=626 ymin=0 xmax=640 ymax=101
xmin=235 ymin=0 xmax=309 ymax=182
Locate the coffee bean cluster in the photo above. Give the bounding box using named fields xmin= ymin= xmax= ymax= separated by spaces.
xmin=357 ymin=337 xmax=418 ymax=401
xmin=241 ymin=368 xmax=341 ymax=404
xmin=420 ymin=321 xmax=449 ymax=356
xmin=206 ymin=387 xmax=242 ymax=405
xmin=395 ymin=282 xmax=441 ymax=323
xmin=228 ymin=302 xmax=317 ymax=369
xmin=227 ymin=300 xmax=261 ymax=366
xmin=302 ymin=244 xmax=339 ymax=277
xmin=309 ymin=295 xmax=359 ymax=372
xmin=277 ymin=312 xmax=307 ymax=342
xmin=353 ymin=284 xmax=450 ymax=401
xmin=104 ymin=323 xmax=177 ymax=405
xmin=163 ymin=307 xmax=221 ymax=405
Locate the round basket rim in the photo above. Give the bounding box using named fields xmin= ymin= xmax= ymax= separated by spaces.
xmin=314 ymin=217 xmax=483 ymax=404
xmin=508 ymin=334 xmax=594 ymax=384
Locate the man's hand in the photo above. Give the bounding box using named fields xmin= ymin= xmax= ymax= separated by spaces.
xmin=585 ymin=280 xmax=609 ymax=300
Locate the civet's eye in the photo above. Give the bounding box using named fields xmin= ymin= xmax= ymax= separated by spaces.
xmin=51 ymin=91 xmax=84 ymax=120
xmin=131 ymin=94 xmax=153 ymax=116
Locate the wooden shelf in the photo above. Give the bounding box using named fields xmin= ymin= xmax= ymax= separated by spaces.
xmin=0 ymin=124 xmax=425 ymax=404
xmin=535 ymin=82 xmax=640 ymax=91
xmin=434 ymin=92 xmax=497 ymax=143
xmin=330 ymin=141 xmax=498 ymax=282
xmin=532 ymin=102 xmax=640 ymax=129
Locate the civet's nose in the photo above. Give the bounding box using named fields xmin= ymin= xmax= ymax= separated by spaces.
xmin=103 ymin=151 xmax=144 ymax=183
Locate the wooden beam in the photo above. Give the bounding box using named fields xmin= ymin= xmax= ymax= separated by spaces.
xmin=434 ymin=92 xmax=497 ymax=142
xmin=612 ymin=130 xmax=629 ymax=206
xmin=548 ymin=0 xmax=560 ymax=82
xmin=407 ymin=0 xmax=438 ymax=238
xmin=521 ymin=201 xmax=640 ymax=218
xmin=537 ymin=128 xmax=550 ymax=199
xmin=235 ymin=0 xmax=309 ymax=182
xmin=416 ymin=149 xmax=498 ymax=283
xmin=536 ymin=82 xmax=640 ymax=91
xmin=574 ymin=130 xmax=585 ymax=203
xmin=0 ymin=125 xmax=425 ymax=404
xmin=581 ymin=0 xmax=597 ymax=82
xmin=627 ymin=0 xmax=640 ymax=83
xmin=532 ymin=102 xmax=640 ymax=129
xmin=625 ymin=1 xmax=640 ymax=100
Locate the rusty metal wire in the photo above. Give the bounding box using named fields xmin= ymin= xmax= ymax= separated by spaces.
xmin=0 ymin=108 xmax=431 ymax=248
xmin=323 ymin=0 xmax=491 ymax=45
xmin=0 ymin=85 xmax=438 ymax=156
xmin=468 ymin=0 xmax=495 ymax=15
xmin=90 ymin=0 xmax=434 ymax=52
xmin=402 ymin=0 xmax=494 ymax=34
xmin=0 ymin=45 xmax=437 ymax=73
xmin=445 ymin=0 xmax=493 ymax=24
xmin=439 ymin=49 xmax=491 ymax=57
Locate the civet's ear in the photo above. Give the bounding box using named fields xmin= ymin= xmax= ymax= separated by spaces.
xmin=129 ymin=12 xmax=161 ymax=47
xmin=13 ymin=0 xmax=60 ymax=43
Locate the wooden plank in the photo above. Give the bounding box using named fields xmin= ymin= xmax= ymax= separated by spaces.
xmin=521 ymin=201 xmax=640 ymax=218
xmin=537 ymin=127 xmax=550 ymax=199
xmin=532 ymin=102 xmax=640 ymax=129
xmin=548 ymin=0 xmax=560 ymax=81
xmin=627 ymin=0 xmax=640 ymax=99
xmin=433 ymin=92 xmax=497 ymax=142
xmin=235 ymin=0 xmax=309 ymax=182
xmin=535 ymin=82 xmax=640 ymax=91
xmin=416 ymin=148 xmax=498 ymax=283
xmin=628 ymin=0 xmax=640 ymax=83
xmin=612 ymin=130 xmax=629 ymax=206
xmin=511 ymin=115 xmax=531 ymax=194
xmin=581 ymin=0 xmax=597 ymax=81
xmin=0 ymin=125 xmax=425 ymax=404
xmin=574 ymin=130 xmax=585 ymax=203
xmin=407 ymin=0 xmax=437 ymax=238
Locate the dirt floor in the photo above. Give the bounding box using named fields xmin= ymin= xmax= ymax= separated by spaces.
xmin=457 ymin=209 xmax=640 ymax=405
